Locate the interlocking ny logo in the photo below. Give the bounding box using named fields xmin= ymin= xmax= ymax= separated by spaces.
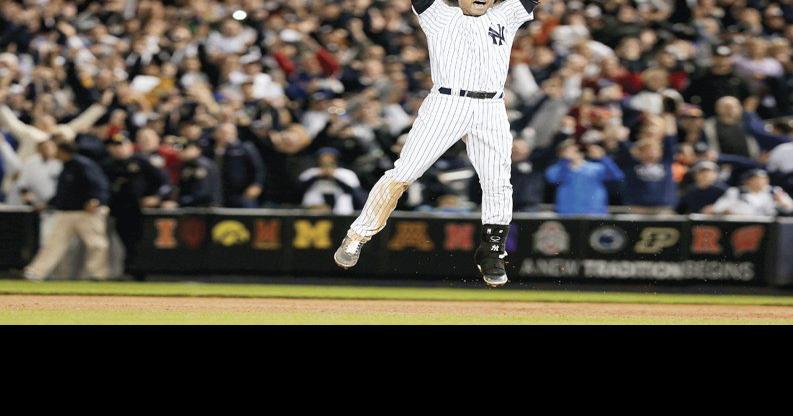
xmin=488 ymin=24 xmax=505 ymax=46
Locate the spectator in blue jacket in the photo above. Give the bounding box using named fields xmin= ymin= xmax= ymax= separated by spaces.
xmin=546 ymin=140 xmax=625 ymax=215
xmin=616 ymin=116 xmax=678 ymax=212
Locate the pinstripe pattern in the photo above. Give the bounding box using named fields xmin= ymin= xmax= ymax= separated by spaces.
xmin=348 ymin=0 xmax=534 ymax=242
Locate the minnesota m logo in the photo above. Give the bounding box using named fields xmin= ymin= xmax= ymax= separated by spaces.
xmin=293 ymin=220 xmax=333 ymax=249
xmin=488 ymin=24 xmax=505 ymax=46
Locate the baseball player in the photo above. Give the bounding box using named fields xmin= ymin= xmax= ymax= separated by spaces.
xmin=334 ymin=0 xmax=539 ymax=287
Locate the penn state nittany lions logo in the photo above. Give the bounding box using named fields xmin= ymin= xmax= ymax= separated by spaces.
xmin=488 ymin=24 xmax=505 ymax=46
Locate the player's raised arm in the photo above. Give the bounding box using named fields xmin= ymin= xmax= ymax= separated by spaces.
xmin=411 ymin=0 xmax=457 ymax=35
xmin=411 ymin=0 xmax=436 ymax=15
xmin=497 ymin=0 xmax=540 ymax=31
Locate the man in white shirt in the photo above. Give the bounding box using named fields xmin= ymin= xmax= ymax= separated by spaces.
xmin=300 ymin=148 xmax=365 ymax=215
xmin=712 ymin=169 xmax=793 ymax=217
xmin=5 ymin=139 xmax=62 ymax=208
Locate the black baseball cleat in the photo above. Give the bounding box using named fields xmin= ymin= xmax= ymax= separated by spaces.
xmin=475 ymin=224 xmax=510 ymax=288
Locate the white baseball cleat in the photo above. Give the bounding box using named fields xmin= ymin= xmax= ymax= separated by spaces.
xmin=334 ymin=236 xmax=365 ymax=269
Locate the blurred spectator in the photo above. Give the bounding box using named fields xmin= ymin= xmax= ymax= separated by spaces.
xmin=24 ymin=141 xmax=110 ymax=281
xmin=704 ymin=96 xmax=791 ymax=159
xmin=170 ymin=139 xmax=222 ymax=208
xmin=5 ymin=139 xmax=61 ymax=208
xmin=135 ymin=128 xmax=181 ymax=185
xmin=685 ymin=46 xmax=750 ymax=117
xmin=299 ymin=147 xmax=365 ymax=215
xmin=0 ymin=89 xmax=112 ymax=161
xmin=203 ymin=123 xmax=265 ymax=208
xmin=103 ymin=134 xmax=171 ymax=278
xmin=615 ymin=116 xmax=678 ymax=213
xmin=676 ymin=161 xmax=729 ymax=214
xmin=546 ymin=140 xmax=624 ymax=215
xmin=712 ymin=169 xmax=793 ymax=217
xmin=768 ymin=140 xmax=793 ymax=195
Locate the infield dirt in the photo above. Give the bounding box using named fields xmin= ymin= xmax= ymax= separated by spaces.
xmin=3 ymin=295 xmax=793 ymax=324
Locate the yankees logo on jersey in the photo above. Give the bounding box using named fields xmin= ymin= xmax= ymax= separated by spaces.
xmin=410 ymin=0 xmax=538 ymax=93
xmin=488 ymin=24 xmax=506 ymax=45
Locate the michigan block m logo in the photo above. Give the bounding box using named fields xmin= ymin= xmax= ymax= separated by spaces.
xmin=488 ymin=24 xmax=505 ymax=46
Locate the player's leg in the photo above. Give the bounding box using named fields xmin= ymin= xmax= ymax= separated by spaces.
xmin=74 ymin=207 xmax=111 ymax=280
xmin=24 ymin=212 xmax=79 ymax=280
xmin=464 ymin=100 xmax=513 ymax=287
xmin=335 ymin=94 xmax=473 ymax=268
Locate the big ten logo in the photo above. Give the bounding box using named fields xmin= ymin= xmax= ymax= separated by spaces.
xmin=691 ymin=226 xmax=723 ymax=255
xmin=388 ymin=221 xmax=434 ymax=251
xmin=634 ymin=227 xmax=680 ymax=254
xmin=444 ymin=223 xmax=474 ymax=251
xmin=533 ymin=221 xmax=569 ymax=256
xmin=731 ymin=225 xmax=765 ymax=256
xmin=212 ymin=220 xmax=251 ymax=247
xmin=293 ymin=220 xmax=333 ymax=249
xmin=253 ymin=219 xmax=281 ymax=250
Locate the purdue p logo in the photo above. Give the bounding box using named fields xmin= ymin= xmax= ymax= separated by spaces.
xmin=634 ymin=228 xmax=680 ymax=254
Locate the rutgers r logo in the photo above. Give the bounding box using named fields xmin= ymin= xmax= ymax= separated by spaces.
xmin=488 ymin=24 xmax=505 ymax=46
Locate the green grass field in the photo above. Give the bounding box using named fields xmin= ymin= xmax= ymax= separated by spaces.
xmin=2 ymin=280 xmax=793 ymax=324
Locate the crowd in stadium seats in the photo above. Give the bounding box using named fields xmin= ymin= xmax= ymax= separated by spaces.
xmin=1 ymin=0 xmax=793 ymax=226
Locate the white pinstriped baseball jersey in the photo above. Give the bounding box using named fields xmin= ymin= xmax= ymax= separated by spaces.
xmin=347 ymin=0 xmax=537 ymax=242
xmin=415 ymin=0 xmax=535 ymax=93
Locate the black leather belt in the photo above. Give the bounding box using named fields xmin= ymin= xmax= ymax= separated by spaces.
xmin=438 ymin=87 xmax=502 ymax=99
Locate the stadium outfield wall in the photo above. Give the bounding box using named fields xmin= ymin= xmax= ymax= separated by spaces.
xmin=2 ymin=207 xmax=793 ymax=286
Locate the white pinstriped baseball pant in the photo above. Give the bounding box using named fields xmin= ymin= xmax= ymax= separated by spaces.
xmin=349 ymin=91 xmax=513 ymax=242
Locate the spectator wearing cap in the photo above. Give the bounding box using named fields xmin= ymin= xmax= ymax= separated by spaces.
xmin=546 ymin=140 xmax=625 ymax=215
xmin=299 ymin=147 xmax=365 ymax=215
xmin=169 ymin=138 xmax=223 ymax=208
xmin=703 ymin=96 xmax=791 ymax=159
xmin=24 ymin=140 xmax=110 ymax=281
xmin=685 ymin=46 xmax=751 ymax=117
xmin=712 ymin=169 xmax=793 ymax=217
xmin=677 ymin=161 xmax=729 ymax=214
xmin=103 ymin=134 xmax=171 ymax=278
xmin=203 ymin=123 xmax=265 ymax=208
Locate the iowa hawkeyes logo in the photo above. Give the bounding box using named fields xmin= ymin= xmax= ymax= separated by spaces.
xmin=212 ymin=220 xmax=251 ymax=247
